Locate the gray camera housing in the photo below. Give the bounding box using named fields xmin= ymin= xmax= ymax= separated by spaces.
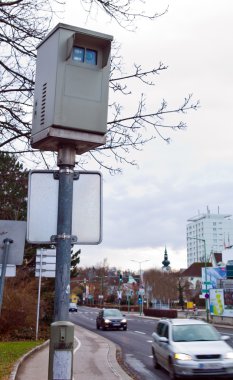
xmin=31 ymin=23 xmax=113 ymax=154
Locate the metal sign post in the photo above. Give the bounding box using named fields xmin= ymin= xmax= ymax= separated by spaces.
xmin=29 ymin=22 xmax=113 ymax=380
xmin=0 ymin=220 xmax=26 ymax=316
xmin=0 ymin=239 xmax=13 ymax=316
xmin=36 ymin=248 xmax=43 ymax=340
xmin=53 ymin=146 xmax=76 ymax=322
xmin=35 ymin=249 xmax=56 ymax=340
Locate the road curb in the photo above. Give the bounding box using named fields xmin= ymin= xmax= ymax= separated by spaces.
xmin=73 ymin=324 xmax=133 ymax=379
xmin=9 ymin=326 xmax=133 ymax=380
xmin=9 ymin=340 xmax=49 ymax=380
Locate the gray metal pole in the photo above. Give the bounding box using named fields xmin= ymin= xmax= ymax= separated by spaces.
xmin=36 ymin=248 xmax=43 ymax=339
xmin=0 ymin=238 xmax=13 ymax=316
xmin=54 ymin=146 xmax=76 ymax=322
xmin=203 ymin=240 xmax=209 ymax=323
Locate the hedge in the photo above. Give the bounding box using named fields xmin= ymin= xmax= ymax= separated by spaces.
xmin=143 ymin=308 xmax=178 ymax=318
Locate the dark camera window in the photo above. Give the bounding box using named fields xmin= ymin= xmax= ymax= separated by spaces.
xmin=72 ymin=47 xmax=85 ymax=62
xmin=72 ymin=47 xmax=97 ymax=65
xmin=85 ymin=49 xmax=97 ymax=65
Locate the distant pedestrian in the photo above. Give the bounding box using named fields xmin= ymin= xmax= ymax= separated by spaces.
xmin=193 ymin=304 xmax=198 ymax=316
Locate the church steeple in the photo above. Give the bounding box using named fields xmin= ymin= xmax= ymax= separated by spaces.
xmin=162 ymin=246 xmax=171 ymax=271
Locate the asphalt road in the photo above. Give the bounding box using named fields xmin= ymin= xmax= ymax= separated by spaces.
xmin=69 ymin=306 xmax=233 ymax=380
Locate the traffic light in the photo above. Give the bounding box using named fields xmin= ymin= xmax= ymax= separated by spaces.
xmin=119 ymin=274 xmax=123 ymax=283
xmin=138 ymin=295 xmax=142 ymax=305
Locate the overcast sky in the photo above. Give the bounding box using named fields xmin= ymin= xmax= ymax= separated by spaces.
xmin=60 ymin=0 xmax=233 ymax=273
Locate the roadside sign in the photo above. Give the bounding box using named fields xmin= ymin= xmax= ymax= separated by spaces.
xmin=0 ymin=220 xmax=26 ymax=265
xmin=27 ymin=170 xmax=102 ymax=245
xmin=0 ymin=264 xmax=16 ymax=277
xmin=35 ymin=249 xmax=56 ymax=278
xmin=138 ymin=288 xmax=145 ymax=296
xmin=117 ymin=290 xmax=122 ymax=299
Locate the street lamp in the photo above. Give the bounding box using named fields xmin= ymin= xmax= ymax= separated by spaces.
xmin=130 ymin=259 xmax=150 ymax=315
xmin=187 ymin=237 xmax=209 ymax=322
xmin=130 ymin=259 xmax=150 ymax=283
xmin=95 ymin=275 xmax=108 ymax=305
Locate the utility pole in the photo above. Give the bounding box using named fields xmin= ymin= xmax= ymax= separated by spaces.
xmin=130 ymin=259 xmax=150 ymax=315
xmin=187 ymin=236 xmax=209 ymax=322
xmin=53 ymin=146 xmax=76 ymax=321
xmin=30 ymin=23 xmax=113 ymax=380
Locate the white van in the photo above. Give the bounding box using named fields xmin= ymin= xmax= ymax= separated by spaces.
xmin=69 ymin=302 xmax=78 ymax=312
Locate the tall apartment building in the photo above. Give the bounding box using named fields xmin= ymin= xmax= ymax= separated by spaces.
xmin=186 ymin=209 xmax=233 ymax=267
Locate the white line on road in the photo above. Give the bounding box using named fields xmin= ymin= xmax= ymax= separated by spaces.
xmin=74 ymin=336 xmax=81 ymax=354
xmin=73 ymin=337 xmax=81 ymax=380
xmin=134 ymin=331 xmax=146 ymax=335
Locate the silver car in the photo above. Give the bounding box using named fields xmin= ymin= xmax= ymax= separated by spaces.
xmin=151 ymin=318 xmax=233 ymax=379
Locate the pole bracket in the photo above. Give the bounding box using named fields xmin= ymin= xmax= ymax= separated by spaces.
xmin=53 ymin=171 xmax=79 ymax=180
xmin=50 ymin=234 xmax=78 ymax=244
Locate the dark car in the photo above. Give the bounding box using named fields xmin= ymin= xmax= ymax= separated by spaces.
xmin=96 ymin=308 xmax=127 ymax=330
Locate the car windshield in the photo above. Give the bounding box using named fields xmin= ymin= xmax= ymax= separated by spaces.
xmin=104 ymin=309 xmax=122 ymax=317
xmin=172 ymin=324 xmax=221 ymax=342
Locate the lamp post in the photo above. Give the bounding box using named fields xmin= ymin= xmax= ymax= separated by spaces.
xmin=95 ymin=275 xmax=108 ymax=305
xmin=130 ymin=259 xmax=150 ymax=315
xmin=187 ymin=237 xmax=209 ymax=322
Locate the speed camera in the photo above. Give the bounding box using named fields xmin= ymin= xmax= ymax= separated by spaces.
xmin=31 ymin=23 xmax=113 ymax=154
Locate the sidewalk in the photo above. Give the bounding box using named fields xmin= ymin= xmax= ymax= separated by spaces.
xmin=10 ymin=324 xmax=133 ymax=380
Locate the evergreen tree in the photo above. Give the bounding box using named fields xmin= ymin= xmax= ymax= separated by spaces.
xmin=70 ymin=248 xmax=81 ymax=277
xmin=0 ymin=152 xmax=27 ymax=220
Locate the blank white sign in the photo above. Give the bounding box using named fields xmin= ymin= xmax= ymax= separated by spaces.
xmin=53 ymin=350 xmax=72 ymax=379
xmin=0 ymin=220 xmax=26 ymax=265
xmin=27 ymin=170 xmax=102 ymax=245
xmin=0 ymin=264 xmax=16 ymax=277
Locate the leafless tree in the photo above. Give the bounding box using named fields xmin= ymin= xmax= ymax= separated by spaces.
xmin=79 ymin=0 xmax=168 ymax=30
xmin=0 ymin=0 xmax=61 ymax=160
xmin=0 ymin=0 xmax=199 ymax=173
xmin=144 ymin=268 xmax=179 ymax=304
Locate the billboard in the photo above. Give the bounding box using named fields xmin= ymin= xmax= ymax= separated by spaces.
xmin=201 ymin=267 xmax=226 ymax=289
xmin=209 ymin=288 xmax=233 ymax=317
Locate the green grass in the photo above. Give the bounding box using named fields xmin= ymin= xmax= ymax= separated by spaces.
xmin=0 ymin=341 xmax=43 ymax=380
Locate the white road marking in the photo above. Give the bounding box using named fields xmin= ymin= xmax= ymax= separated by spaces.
xmin=73 ymin=337 xmax=82 ymax=380
xmin=134 ymin=330 xmax=146 ymax=335
xmin=74 ymin=335 xmax=81 ymax=354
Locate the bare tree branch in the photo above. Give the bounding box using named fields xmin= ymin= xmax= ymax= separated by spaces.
xmin=0 ymin=0 xmax=199 ymax=175
xmin=80 ymin=0 xmax=168 ymax=30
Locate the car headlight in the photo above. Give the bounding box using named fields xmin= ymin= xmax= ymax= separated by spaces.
xmin=225 ymin=352 xmax=233 ymax=359
xmin=174 ymin=353 xmax=192 ymax=361
xmin=121 ymin=319 xmax=127 ymax=323
xmin=104 ymin=319 xmax=111 ymax=323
